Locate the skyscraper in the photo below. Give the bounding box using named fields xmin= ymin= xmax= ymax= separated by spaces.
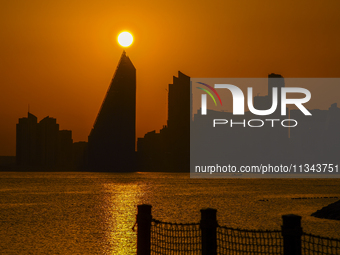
xmin=254 ymin=73 xmax=285 ymax=113
xmin=166 ymin=72 xmax=190 ymax=170
xmin=167 ymin=71 xmax=191 ymax=132
xmin=16 ymin=112 xmax=38 ymax=166
xmin=37 ymin=116 xmax=59 ymax=166
xmin=58 ymin=130 xmax=73 ymax=166
xmin=88 ymin=51 xmax=136 ymax=171
xmin=137 ymin=71 xmax=190 ymax=171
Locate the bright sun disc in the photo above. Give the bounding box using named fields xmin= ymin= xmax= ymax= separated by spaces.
xmin=117 ymin=32 xmax=133 ymax=47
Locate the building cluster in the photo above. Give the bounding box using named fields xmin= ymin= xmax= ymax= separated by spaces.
xmin=17 ymin=52 xmax=336 ymax=172
xmin=137 ymin=71 xmax=190 ymax=171
xmin=15 ymin=51 xmax=190 ymax=172
xmin=16 ymin=113 xmax=86 ymax=169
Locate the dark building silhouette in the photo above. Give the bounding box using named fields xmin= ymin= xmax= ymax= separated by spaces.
xmin=137 ymin=129 xmax=165 ymax=170
xmin=16 ymin=112 xmax=38 ymax=165
xmin=137 ymin=71 xmax=190 ymax=171
xmin=88 ymin=51 xmax=136 ymax=171
xmin=167 ymin=71 xmax=191 ymax=131
xmin=72 ymin=141 xmax=88 ymax=169
xmin=37 ymin=116 xmax=59 ymax=166
xmin=58 ymin=130 xmax=73 ymax=166
xmin=254 ymin=73 xmax=285 ymax=113
xmin=0 ymin=156 xmax=16 ymax=170
xmin=16 ymin=113 xmax=74 ymax=168
xmin=166 ymin=71 xmax=190 ymax=170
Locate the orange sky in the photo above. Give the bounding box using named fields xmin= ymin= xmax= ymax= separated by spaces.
xmin=1 ymin=0 xmax=340 ymax=156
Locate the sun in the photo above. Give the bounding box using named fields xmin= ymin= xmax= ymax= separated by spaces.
xmin=117 ymin=32 xmax=133 ymax=47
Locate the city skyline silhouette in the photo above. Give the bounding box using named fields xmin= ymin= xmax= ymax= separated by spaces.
xmin=12 ymin=52 xmax=192 ymax=172
xmin=11 ymin=64 xmax=340 ymax=173
xmin=1 ymin=1 xmax=340 ymax=156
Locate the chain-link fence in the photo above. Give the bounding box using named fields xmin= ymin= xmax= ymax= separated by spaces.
xmin=217 ymin=226 xmax=283 ymax=255
xmin=136 ymin=204 xmax=340 ymax=255
xmin=151 ymin=219 xmax=201 ymax=255
xmin=302 ymin=232 xmax=340 ymax=255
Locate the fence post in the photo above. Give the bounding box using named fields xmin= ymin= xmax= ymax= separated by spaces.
xmin=200 ymin=208 xmax=217 ymax=255
xmin=137 ymin=204 xmax=152 ymax=255
xmin=281 ymin=214 xmax=302 ymax=255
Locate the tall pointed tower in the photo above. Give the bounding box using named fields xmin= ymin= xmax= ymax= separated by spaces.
xmin=88 ymin=51 xmax=136 ymax=171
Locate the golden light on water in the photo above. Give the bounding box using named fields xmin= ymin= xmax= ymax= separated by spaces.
xmin=117 ymin=32 xmax=133 ymax=47
xmin=102 ymin=182 xmax=145 ymax=254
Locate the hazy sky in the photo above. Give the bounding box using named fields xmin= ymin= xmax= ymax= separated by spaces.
xmin=1 ymin=0 xmax=340 ymax=155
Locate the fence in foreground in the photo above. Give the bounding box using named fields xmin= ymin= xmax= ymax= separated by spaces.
xmin=135 ymin=204 xmax=340 ymax=255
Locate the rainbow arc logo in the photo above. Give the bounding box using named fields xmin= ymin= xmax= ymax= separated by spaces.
xmin=196 ymin=82 xmax=222 ymax=106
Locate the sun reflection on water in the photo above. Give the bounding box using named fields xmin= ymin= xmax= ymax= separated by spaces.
xmin=102 ymin=182 xmax=145 ymax=254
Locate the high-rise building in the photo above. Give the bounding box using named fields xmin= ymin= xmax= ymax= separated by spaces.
xmin=37 ymin=116 xmax=59 ymax=166
xmin=16 ymin=113 xmax=73 ymax=168
xmin=88 ymin=51 xmax=136 ymax=171
xmin=254 ymin=73 xmax=285 ymax=113
xmin=166 ymin=71 xmax=190 ymax=170
xmin=16 ymin=112 xmax=38 ymax=165
xmin=167 ymin=71 xmax=191 ymax=131
xmin=137 ymin=71 xmax=191 ymax=171
xmin=72 ymin=141 xmax=88 ymax=169
xmin=58 ymin=130 xmax=73 ymax=166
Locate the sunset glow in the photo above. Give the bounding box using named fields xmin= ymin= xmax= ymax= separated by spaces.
xmin=1 ymin=1 xmax=340 ymax=156
xmin=117 ymin=32 xmax=133 ymax=47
